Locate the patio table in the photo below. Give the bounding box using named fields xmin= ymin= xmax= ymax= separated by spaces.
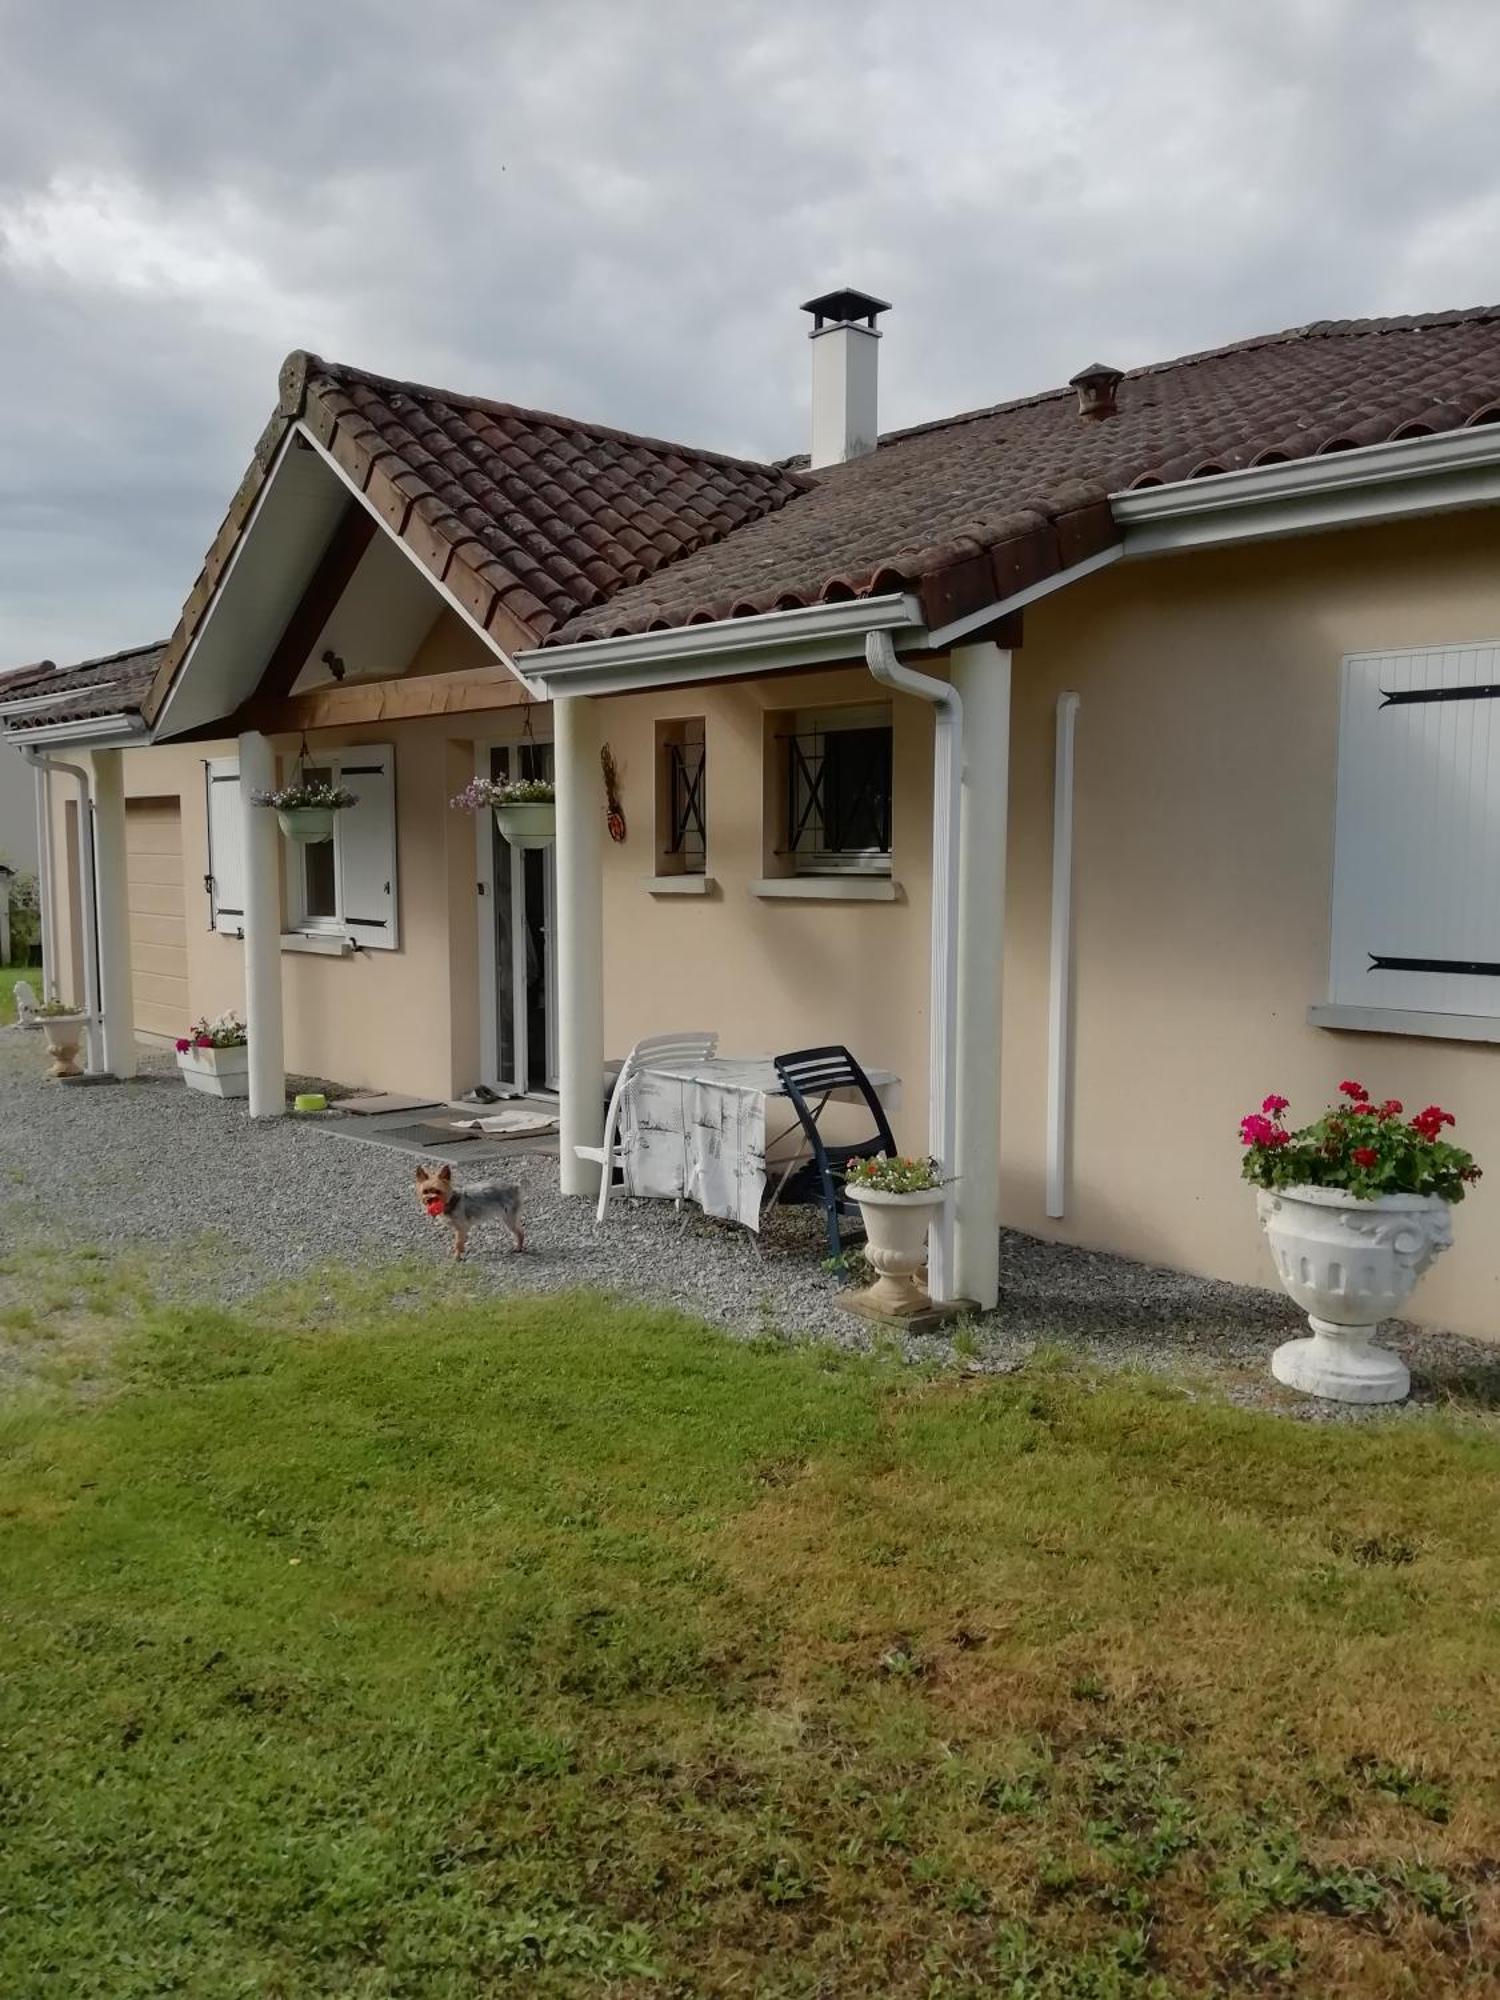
xmin=623 ymin=1055 xmax=899 ymax=1232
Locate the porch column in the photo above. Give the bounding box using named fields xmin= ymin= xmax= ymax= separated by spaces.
xmin=31 ymin=758 xmax=58 ymax=999
xmin=555 ymin=693 xmax=604 ymax=1194
xmin=238 ymin=730 xmax=285 ymax=1118
xmin=949 ymin=639 xmax=1012 ymax=1310
xmin=90 ymin=749 xmax=137 ymax=1079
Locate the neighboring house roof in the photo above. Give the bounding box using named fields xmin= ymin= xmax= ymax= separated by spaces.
xmin=547 ymin=306 xmax=1500 ymax=643
xmin=141 ymin=352 xmax=810 ymax=721
xmin=0 ymin=642 xmax=166 ymax=733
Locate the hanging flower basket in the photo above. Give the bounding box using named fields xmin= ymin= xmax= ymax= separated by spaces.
xmin=451 ymin=777 xmax=556 ymax=851
xmin=251 ymin=780 xmax=356 ymax=845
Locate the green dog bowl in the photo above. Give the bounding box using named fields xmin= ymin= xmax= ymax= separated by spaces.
xmin=293 ymin=1092 xmax=328 ymax=1114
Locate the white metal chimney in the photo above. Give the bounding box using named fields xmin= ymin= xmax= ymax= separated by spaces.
xmin=801 ymin=287 xmax=891 ymax=469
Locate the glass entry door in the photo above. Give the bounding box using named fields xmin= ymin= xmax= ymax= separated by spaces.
xmin=491 ymin=740 xmax=557 ymax=1094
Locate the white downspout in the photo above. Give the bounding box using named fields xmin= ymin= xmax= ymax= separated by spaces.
xmin=23 ymin=748 xmax=103 ymax=1071
xmin=866 ymin=631 xmax=961 ymax=1302
xmin=1046 ymin=694 xmax=1080 ymax=1217
xmin=30 ymin=754 xmax=58 ymax=999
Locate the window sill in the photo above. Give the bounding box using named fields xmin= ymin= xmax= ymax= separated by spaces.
xmin=1308 ymin=1002 xmax=1500 ymax=1045
xmin=281 ymin=931 xmax=354 ymax=956
xmin=753 ymin=876 xmax=900 ymax=903
xmin=645 ymin=874 xmax=716 ymax=896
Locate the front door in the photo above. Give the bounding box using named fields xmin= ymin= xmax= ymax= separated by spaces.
xmin=491 ymin=739 xmax=557 ymax=1094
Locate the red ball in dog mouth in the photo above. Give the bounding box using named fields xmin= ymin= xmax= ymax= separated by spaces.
xmin=423 ymin=1194 xmax=448 ymax=1215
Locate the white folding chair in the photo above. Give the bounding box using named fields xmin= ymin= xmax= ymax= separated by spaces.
xmin=574 ymin=1030 xmax=719 ymax=1224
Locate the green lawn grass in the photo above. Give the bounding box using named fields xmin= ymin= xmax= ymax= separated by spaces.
xmin=1 ymin=1268 xmax=1498 ymax=1996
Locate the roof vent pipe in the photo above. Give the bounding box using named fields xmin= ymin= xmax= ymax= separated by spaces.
xmin=801 ymin=287 xmax=891 ymax=469
xmin=1069 ymin=362 xmax=1123 ymax=420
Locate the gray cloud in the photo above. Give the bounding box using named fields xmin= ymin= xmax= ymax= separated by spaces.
xmin=3 ymin=0 xmax=1499 ymax=663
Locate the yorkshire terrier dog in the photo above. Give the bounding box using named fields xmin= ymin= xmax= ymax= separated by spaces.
xmin=415 ymin=1164 xmax=525 ymax=1261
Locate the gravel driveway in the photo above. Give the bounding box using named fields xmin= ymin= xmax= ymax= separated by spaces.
xmin=3 ymin=1032 xmax=1497 ymax=1419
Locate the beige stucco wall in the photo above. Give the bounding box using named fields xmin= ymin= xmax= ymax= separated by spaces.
xmin=42 ymin=505 xmax=1500 ymax=1339
xmin=1003 ymin=508 xmax=1500 ymax=1339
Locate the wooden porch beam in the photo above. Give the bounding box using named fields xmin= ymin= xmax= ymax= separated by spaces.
xmin=276 ymin=665 xmax=537 ymax=733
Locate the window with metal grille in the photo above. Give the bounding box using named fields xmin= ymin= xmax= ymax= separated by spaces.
xmin=783 ymin=705 xmax=892 ymax=873
xmin=655 ymin=718 xmax=706 ymax=875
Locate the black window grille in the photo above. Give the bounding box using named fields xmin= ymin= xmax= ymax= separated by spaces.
xmin=783 ymin=723 xmax=892 ymax=870
xmin=666 ymin=736 xmax=706 ymax=872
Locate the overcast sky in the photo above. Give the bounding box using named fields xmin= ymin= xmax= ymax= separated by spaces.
xmin=2 ymin=0 xmax=1499 ymax=666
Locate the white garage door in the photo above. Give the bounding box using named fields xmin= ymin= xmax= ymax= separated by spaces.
xmin=125 ymin=797 xmax=188 ymax=1039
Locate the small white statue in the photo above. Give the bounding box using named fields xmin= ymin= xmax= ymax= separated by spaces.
xmin=12 ymin=978 xmax=39 ymax=1027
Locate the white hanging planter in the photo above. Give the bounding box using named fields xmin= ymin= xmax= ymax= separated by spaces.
xmin=847 ymin=1185 xmax=946 ymax=1318
xmin=176 ymin=1042 xmax=251 ymax=1099
xmin=276 ymin=806 xmax=337 ymax=845
xmin=1256 ymin=1186 xmax=1454 ymax=1404
xmin=492 ymin=800 xmax=556 ymax=851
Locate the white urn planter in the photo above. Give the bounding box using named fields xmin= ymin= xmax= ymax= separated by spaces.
xmin=493 ymin=801 xmax=556 ymax=851
xmin=177 ymin=1042 xmax=251 ymax=1099
xmin=276 ymin=806 xmax=336 ymax=845
xmin=849 ymin=1186 xmax=946 ymax=1318
xmin=1256 ymin=1186 xmax=1453 ymax=1404
xmin=39 ymin=1013 xmax=88 ymax=1079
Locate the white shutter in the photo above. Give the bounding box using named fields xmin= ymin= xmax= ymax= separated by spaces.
xmin=336 ymin=745 xmax=399 ymax=950
xmin=1331 ymin=643 xmax=1500 ymax=1017
xmin=204 ymin=758 xmax=245 ymax=937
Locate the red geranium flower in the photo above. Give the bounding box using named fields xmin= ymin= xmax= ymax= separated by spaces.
xmin=175 ymin=1037 xmax=191 ymax=1054
xmin=1351 ymin=1146 xmax=1379 ymax=1168
xmin=1379 ymin=1099 xmax=1403 ymax=1118
xmin=194 ymin=1033 xmax=212 ymax=1049
xmin=1338 ymin=1080 xmax=1369 ymax=1101
xmin=1261 ymin=1094 xmax=1290 ymax=1116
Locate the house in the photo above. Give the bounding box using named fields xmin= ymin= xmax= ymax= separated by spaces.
xmin=8 ymin=293 xmax=1500 ymax=1336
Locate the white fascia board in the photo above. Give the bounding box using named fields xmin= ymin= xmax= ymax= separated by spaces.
xmin=4 ymin=712 xmax=147 ymax=747
xmin=924 ymin=545 xmax=1123 ymax=651
xmin=1113 ymin=424 xmax=1500 ymax=554
xmin=519 ymin=593 xmax=925 ymax=697
xmin=292 ymin=422 xmax=545 ymax=699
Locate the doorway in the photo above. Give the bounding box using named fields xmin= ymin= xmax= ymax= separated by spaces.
xmin=484 ymin=737 xmax=557 ymax=1095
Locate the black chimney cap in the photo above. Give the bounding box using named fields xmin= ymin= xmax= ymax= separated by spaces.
xmin=800 ymin=287 xmax=892 ymax=332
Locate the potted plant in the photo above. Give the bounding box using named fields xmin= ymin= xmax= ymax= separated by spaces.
xmin=251 ymin=779 xmax=356 ymax=845
xmin=34 ymin=998 xmax=88 ymax=1079
xmin=1239 ymin=1080 xmax=1481 ymax=1404
xmin=175 ymin=1012 xmax=250 ymax=1098
xmin=842 ymin=1154 xmax=948 ymax=1318
xmin=451 ymin=776 xmax=556 ymax=851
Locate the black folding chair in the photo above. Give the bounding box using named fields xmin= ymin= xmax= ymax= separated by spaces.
xmin=772 ymin=1046 xmax=897 ymax=1260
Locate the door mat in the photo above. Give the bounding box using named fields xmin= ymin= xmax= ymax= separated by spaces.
xmin=449 ymin=1110 xmax=560 ymax=1139
xmin=337 ymin=1092 xmax=447 ymax=1118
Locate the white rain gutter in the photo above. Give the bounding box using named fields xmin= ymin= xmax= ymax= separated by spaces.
xmin=1046 ymin=693 xmax=1081 ymax=1217
xmin=866 ymin=628 xmax=960 ymax=1302
xmin=523 ymin=594 xmax=926 ymax=697
xmin=7 ymin=711 xmax=148 ymax=748
xmin=30 ymin=757 xmax=57 ymax=1000
xmin=1113 ymin=422 xmax=1500 ymax=554
xmin=23 ymin=748 xmax=103 ymax=1072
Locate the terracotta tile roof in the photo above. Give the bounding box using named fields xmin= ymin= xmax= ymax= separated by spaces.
xmin=143 ymin=354 xmax=809 ymax=720
xmin=144 ymin=304 xmax=1500 ymax=718
xmin=0 ymin=641 xmax=166 ymax=732
xmin=545 ymin=305 xmax=1500 ymax=643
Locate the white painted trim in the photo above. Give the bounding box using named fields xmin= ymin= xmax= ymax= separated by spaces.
xmin=92 ymin=749 xmax=137 ymax=1079
xmin=645 ymin=874 xmax=716 ymax=895
xmin=239 ymin=731 xmax=286 ymax=1117
xmin=291 ymin=422 xmax=546 ymax=699
xmin=926 ymin=546 xmax=1124 ymax=651
xmin=1113 ymin=423 xmax=1500 ymax=553
xmin=1045 ymin=694 xmax=1080 ymax=1219
xmin=521 ymin=594 xmax=925 ymax=697
xmin=1307 ymin=1002 xmax=1500 ymax=1045
xmin=751 ymin=875 xmax=900 ymax=901
xmin=0 ymin=682 xmax=120 ymax=718
xmin=280 ymin=931 xmax=353 ymax=956
xmin=27 ymin=750 xmax=103 ymax=1071
xmin=475 ymin=744 xmax=499 ymax=1092
xmin=556 ymin=695 xmax=605 ymax=1195
xmin=31 ymin=758 xmax=57 ymax=1000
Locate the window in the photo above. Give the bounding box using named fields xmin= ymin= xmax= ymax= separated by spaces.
xmin=203 ymin=745 xmax=400 ymax=951
xmin=1329 ymin=644 xmax=1500 ymax=1018
xmin=784 ymin=704 xmax=892 ymax=873
xmin=655 ymin=717 xmax=706 ymax=875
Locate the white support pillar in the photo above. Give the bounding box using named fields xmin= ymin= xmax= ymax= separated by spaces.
xmin=91 ymin=749 xmax=137 ymax=1079
xmin=555 ymin=693 xmax=604 ymax=1195
xmin=949 ymin=640 xmax=1012 ymax=1310
xmin=238 ymin=731 xmax=285 ymax=1118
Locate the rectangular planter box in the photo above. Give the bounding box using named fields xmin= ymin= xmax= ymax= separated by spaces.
xmin=177 ymin=1043 xmax=250 ymax=1099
